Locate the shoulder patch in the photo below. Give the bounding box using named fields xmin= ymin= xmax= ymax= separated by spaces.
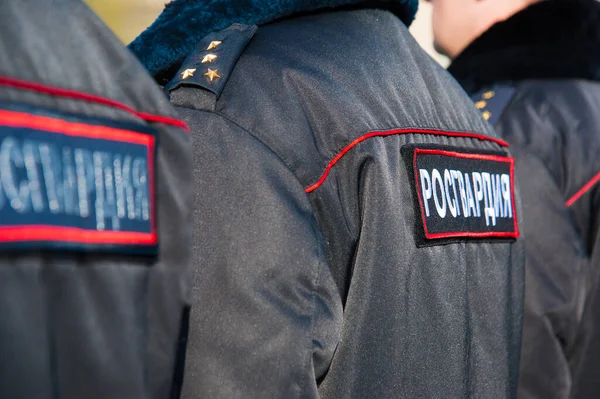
xmin=403 ymin=144 xmax=519 ymax=247
xmin=166 ymin=24 xmax=257 ymax=97
xmin=0 ymin=104 xmax=157 ymax=254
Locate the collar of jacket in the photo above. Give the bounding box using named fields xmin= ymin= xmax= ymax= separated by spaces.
xmin=448 ymin=0 xmax=600 ymax=93
xmin=129 ymin=0 xmax=418 ymax=79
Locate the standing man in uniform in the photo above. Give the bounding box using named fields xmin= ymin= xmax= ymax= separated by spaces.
xmin=425 ymin=0 xmax=600 ymax=397
xmin=0 ymin=0 xmax=193 ymax=398
xmin=131 ymin=0 xmax=525 ymax=397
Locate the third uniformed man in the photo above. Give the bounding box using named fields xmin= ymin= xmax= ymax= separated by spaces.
xmin=425 ymin=0 xmax=600 ymax=397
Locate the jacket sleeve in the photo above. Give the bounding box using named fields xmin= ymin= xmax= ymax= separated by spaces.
xmin=512 ymin=146 xmax=591 ymax=399
xmin=568 ymin=156 xmax=600 ymax=398
xmin=178 ymin=109 xmax=343 ymax=399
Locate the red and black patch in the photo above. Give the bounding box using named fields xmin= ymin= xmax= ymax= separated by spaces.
xmin=0 ymin=104 xmax=158 ymax=254
xmin=403 ymin=144 xmax=519 ymax=247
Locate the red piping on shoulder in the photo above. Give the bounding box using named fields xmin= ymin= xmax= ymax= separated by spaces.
xmin=0 ymin=75 xmax=189 ymax=131
xmin=566 ymin=171 xmax=600 ymax=207
xmin=305 ymin=128 xmax=509 ymax=193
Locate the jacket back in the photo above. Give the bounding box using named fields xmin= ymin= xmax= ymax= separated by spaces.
xmin=133 ymin=4 xmax=525 ymax=398
xmin=496 ymin=81 xmax=600 ymax=399
xmin=0 ymin=1 xmax=192 ymax=398
xmin=448 ymin=0 xmax=600 ymax=397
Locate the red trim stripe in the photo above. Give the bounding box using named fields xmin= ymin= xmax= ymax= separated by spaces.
xmin=148 ymin=137 xmax=158 ymax=237
xmin=305 ymin=128 xmax=510 ymax=193
xmin=426 ymin=231 xmax=519 ymax=239
xmin=566 ymin=171 xmax=600 ymax=207
xmin=414 ymin=148 xmax=513 ymax=164
xmin=0 ymin=75 xmax=189 ymax=131
xmin=0 ymin=109 xmax=153 ymax=145
xmin=0 ymin=226 xmax=156 ymax=245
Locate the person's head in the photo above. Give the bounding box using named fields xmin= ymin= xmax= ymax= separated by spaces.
xmin=424 ymin=0 xmax=541 ymax=59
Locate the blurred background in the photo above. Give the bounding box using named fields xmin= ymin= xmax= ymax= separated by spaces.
xmin=84 ymin=0 xmax=449 ymax=67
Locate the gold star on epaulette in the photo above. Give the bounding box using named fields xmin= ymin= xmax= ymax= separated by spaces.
xmin=207 ymin=41 xmax=222 ymax=50
xmin=482 ymin=110 xmax=492 ymax=121
xmin=204 ymin=68 xmax=221 ymax=82
xmin=483 ymin=91 xmax=495 ymax=100
xmin=201 ymin=54 xmax=218 ymax=63
xmin=181 ymin=68 xmax=196 ymax=79
xmin=475 ymin=100 xmax=487 ymax=109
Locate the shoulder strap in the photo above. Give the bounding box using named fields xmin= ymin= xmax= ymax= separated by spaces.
xmin=470 ymin=86 xmax=517 ymax=127
xmin=165 ymin=24 xmax=257 ymax=108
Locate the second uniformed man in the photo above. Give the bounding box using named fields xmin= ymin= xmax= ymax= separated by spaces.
xmin=425 ymin=0 xmax=600 ymax=397
xmin=131 ymin=0 xmax=525 ymax=397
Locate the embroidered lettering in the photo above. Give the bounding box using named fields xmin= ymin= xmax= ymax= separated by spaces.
xmin=409 ymin=145 xmax=519 ymax=245
xmin=0 ymin=107 xmax=157 ymax=253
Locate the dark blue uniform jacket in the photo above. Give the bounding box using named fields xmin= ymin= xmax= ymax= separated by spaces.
xmin=131 ymin=0 xmax=525 ymax=397
xmin=449 ymin=0 xmax=600 ymax=397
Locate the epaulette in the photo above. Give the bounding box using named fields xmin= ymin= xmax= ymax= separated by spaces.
xmin=166 ymin=24 xmax=257 ymax=109
xmin=470 ymin=86 xmax=517 ymax=127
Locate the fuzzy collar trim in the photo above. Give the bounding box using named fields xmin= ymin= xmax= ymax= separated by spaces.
xmin=449 ymin=0 xmax=600 ymax=93
xmin=129 ymin=0 xmax=418 ymax=78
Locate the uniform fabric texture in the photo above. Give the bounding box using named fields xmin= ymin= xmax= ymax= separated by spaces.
xmin=133 ymin=3 xmax=525 ymax=398
xmin=449 ymin=1 xmax=600 ymax=398
xmin=0 ymin=1 xmax=193 ymax=398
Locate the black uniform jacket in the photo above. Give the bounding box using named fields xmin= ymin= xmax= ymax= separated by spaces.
xmin=449 ymin=0 xmax=600 ymax=398
xmin=131 ymin=0 xmax=525 ymax=397
xmin=0 ymin=1 xmax=193 ymax=398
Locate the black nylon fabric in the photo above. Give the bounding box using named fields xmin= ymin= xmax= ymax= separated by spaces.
xmin=0 ymin=1 xmax=193 ymax=398
xmin=164 ymin=8 xmax=525 ymax=398
xmin=494 ymin=83 xmax=600 ymax=399
xmin=448 ymin=2 xmax=600 ymax=397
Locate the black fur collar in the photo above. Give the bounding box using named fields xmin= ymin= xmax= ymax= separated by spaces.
xmin=449 ymin=0 xmax=600 ymax=93
xmin=129 ymin=0 xmax=418 ymax=79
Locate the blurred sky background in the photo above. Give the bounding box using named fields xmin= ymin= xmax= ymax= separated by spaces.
xmin=85 ymin=0 xmax=449 ymax=67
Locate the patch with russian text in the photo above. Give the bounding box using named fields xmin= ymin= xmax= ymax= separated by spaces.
xmin=0 ymin=105 xmax=157 ymax=253
xmin=403 ymin=144 xmax=518 ymax=246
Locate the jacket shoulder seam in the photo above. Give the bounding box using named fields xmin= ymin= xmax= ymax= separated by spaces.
xmin=305 ymin=128 xmax=509 ymax=194
xmin=215 ymin=110 xmax=326 ymax=189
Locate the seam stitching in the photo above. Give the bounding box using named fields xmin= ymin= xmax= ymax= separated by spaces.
xmin=306 ymin=128 xmax=510 ymax=193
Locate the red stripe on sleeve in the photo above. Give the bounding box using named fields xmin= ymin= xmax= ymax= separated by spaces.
xmin=566 ymin=171 xmax=600 ymax=207
xmin=305 ymin=128 xmax=509 ymax=193
xmin=0 ymin=75 xmax=189 ymax=131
